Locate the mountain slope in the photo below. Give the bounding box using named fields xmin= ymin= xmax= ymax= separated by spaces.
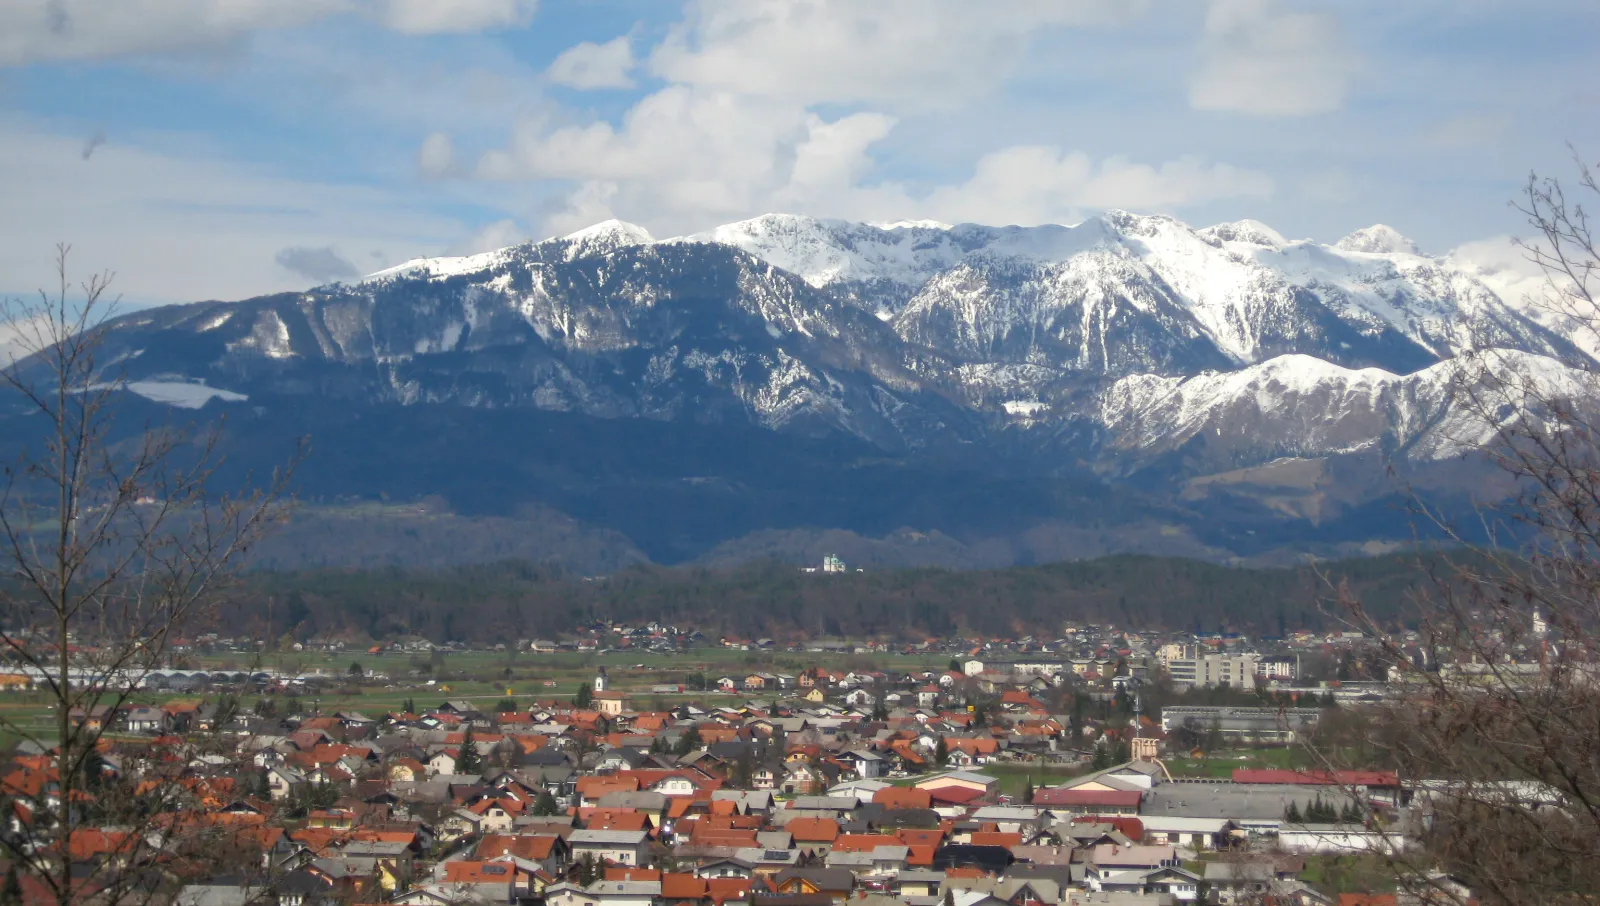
xmin=10 ymin=210 xmax=1593 ymax=567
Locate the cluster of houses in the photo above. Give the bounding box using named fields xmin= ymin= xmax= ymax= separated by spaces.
xmin=0 ymin=666 xmax=1442 ymax=906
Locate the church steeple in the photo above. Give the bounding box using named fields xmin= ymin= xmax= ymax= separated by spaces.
xmin=594 ymin=666 xmax=610 ymax=693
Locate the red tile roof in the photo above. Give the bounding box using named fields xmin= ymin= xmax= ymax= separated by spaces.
xmin=873 ymin=787 xmax=933 ymax=810
xmin=1031 ymin=789 xmax=1142 ymax=808
xmin=1231 ymin=769 xmax=1399 ymax=787
xmin=786 ymin=817 xmax=840 ymax=843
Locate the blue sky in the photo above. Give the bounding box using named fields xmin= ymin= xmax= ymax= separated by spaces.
xmin=1 ymin=0 xmax=1596 ymax=304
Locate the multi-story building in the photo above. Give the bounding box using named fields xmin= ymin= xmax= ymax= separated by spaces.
xmin=1255 ymin=655 xmax=1299 ymax=680
xmin=1166 ymin=654 xmax=1260 ymax=690
xmin=1160 ymin=705 xmax=1322 ymax=742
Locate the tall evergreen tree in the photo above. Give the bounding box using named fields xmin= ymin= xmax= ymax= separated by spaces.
xmin=457 ymin=726 xmax=483 ymax=774
xmin=675 ymin=724 xmax=702 ymax=756
xmin=0 ymin=863 xmax=21 ymax=906
xmin=533 ymin=789 xmax=559 ymax=816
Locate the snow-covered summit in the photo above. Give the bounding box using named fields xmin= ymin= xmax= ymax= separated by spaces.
xmin=364 ymin=247 xmax=519 ymax=282
xmin=562 ymin=219 xmax=653 ymax=244
xmin=560 ymin=219 xmax=654 ymax=260
xmin=1336 ymin=224 xmax=1421 ymax=256
xmin=1200 ymin=219 xmax=1289 ymax=248
xmin=357 ymin=209 xmax=1578 ymax=377
xmin=681 ymin=213 xmax=969 ymax=288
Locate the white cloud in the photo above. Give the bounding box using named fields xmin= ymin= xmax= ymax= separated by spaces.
xmin=380 ymin=0 xmax=536 ymax=35
xmin=448 ymin=218 xmax=528 ymax=255
xmin=0 ymin=0 xmax=537 ymax=66
xmin=465 ymin=0 xmax=1272 ymax=237
xmin=649 ymin=0 xmax=1143 ymax=110
xmin=1450 ymin=234 xmax=1598 ymax=357
xmin=546 ymin=35 xmax=635 ymax=90
xmin=419 ymin=132 xmax=456 ymax=177
xmin=1448 ymin=235 xmax=1553 ymax=311
xmin=274 ymin=245 xmax=360 ymax=283
xmin=777 ymin=113 xmax=899 ymax=202
xmin=0 ymin=315 xmax=44 ymax=367
xmin=0 ymin=118 xmax=465 ymax=303
xmin=918 ymin=148 xmax=1274 ymax=225
xmin=1424 ymin=113 xmax=1513 ymax=149
xmin=477 ymin=80 xmax=1272 ymax=237
xmin=439 ymin=0 xmax=1276 ymax=240
xmin=1189 ymin=0 xmax=1355 ymax=116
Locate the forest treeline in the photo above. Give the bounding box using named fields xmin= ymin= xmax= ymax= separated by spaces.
xmin=217 ymin=552 xmax=1463 ymax=644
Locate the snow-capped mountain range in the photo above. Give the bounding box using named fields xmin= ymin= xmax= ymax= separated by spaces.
xmin=31 ymin=209 xmax=1595 ymax=563
xmin=344 ymin=209 xmax=1590 ymax=466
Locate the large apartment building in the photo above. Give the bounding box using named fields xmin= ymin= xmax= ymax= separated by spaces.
xmin=1165 ymin=653 xmax=1260 ymax=690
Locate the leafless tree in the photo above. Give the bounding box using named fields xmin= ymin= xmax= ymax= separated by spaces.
xmin=1317 ymin=154 xmax=1600 ymax=905
xmin=0 ymin=247 xmax=301 ymax=905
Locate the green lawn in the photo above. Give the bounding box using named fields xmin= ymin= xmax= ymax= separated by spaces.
xmin=1299 ymin=854 xmax=1400 ymax=893
xmin=1164 ymin=746 xmax=1311 ymax=778
xmin=983 ymin=763 xmax=1087 ymax=798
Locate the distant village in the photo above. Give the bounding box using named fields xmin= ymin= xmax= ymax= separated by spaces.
xmin=0 ymin=604 xmax=1543 ymax=906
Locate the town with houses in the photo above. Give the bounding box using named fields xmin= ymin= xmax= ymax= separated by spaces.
xmin=0 ymin=612 xmax=1516 ymax=906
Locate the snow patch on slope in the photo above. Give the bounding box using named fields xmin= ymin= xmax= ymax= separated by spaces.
xmin=116 ymin=380 xmax=247 ymax=408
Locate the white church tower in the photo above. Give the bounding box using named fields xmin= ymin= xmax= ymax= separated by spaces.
xmin=594 ymin=666 xmax=611 ymax=694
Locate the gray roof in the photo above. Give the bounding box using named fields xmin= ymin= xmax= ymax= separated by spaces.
xmin=712 ymin=790 xmax=774 ymax=811
xmin=339 ymin=840 xmax=412 ymax=857
xmin=570 ymin=829 xmax=650 ymax=845
xmin=785 ymin=796 xmax=857 ymax=812
xmin=583 ymin=881 xmax=662 ymax=896
xmin=776 ymin=867 xmax=856 ymax=890
xmin=1063 ymin=893 xmax=1177 ymax=906
xmin=1140 ymin=783 xmax=1328 ymax=822
xmin=969 ymin=806 xmax=1043 ymax=822
xmin=596 ymin=791 xmax=669 ymax=811
xmin=734 ymin=846 xmax=799 ymax=866
xmin=755 ymin=831 xmax=793 ymax=850
xmin=176 ymin=885 xmax=262 ymax=906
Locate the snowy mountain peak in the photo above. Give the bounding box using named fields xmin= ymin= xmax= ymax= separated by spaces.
xmin=683 ymin=213 xmax=956 ymax=289
xmin=1336 ymin=224 xmax=1420 ymax=256
xmin=1200 ymin=219 xmax=1289 ymax=249
xmin=558 ymin=219 xmax=655 ymax=261
xmin=1096 ymin=209 xmax=1184 ymax=239
xmin=364 ymin=247 xmax=518 ymax=283
xmin=561 ymin=219 xmax=654 ymax=245
xmin=869 ymin=219 xmax=954 ymax=231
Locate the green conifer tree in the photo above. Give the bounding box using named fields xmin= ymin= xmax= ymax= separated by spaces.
xmin=457 ymin=725 xmax=483 ymax=774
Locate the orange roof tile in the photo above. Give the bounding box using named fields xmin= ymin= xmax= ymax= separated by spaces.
xmin=444 ymin=861 xmax=522 ymax=884
xmin=786 ymin=817 xmax=840 ymax=843
xmin=830 ymin=834 xmax=901 ymax=853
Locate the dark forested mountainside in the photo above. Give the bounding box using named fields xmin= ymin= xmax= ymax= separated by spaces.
xmin=3 ymin=210 xmax=1583 ymax=571
xmin=221 ymin=553 xmax=1446 ymax=643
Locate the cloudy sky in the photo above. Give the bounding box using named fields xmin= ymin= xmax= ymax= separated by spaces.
xmin=1 ymin=0 xmax=1596 ymax=304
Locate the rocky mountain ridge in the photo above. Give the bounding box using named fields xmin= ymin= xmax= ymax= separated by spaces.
xmin=14 ymin=210 xmax=1592 ymax=566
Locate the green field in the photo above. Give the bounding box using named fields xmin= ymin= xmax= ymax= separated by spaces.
xmin=983 ymin=763 xmax=1087 ymax=797
xmin=0 ymin=645 xmax=965 ymax=747
xmin=1164 ymin=746 xmax=1312 ymax=777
